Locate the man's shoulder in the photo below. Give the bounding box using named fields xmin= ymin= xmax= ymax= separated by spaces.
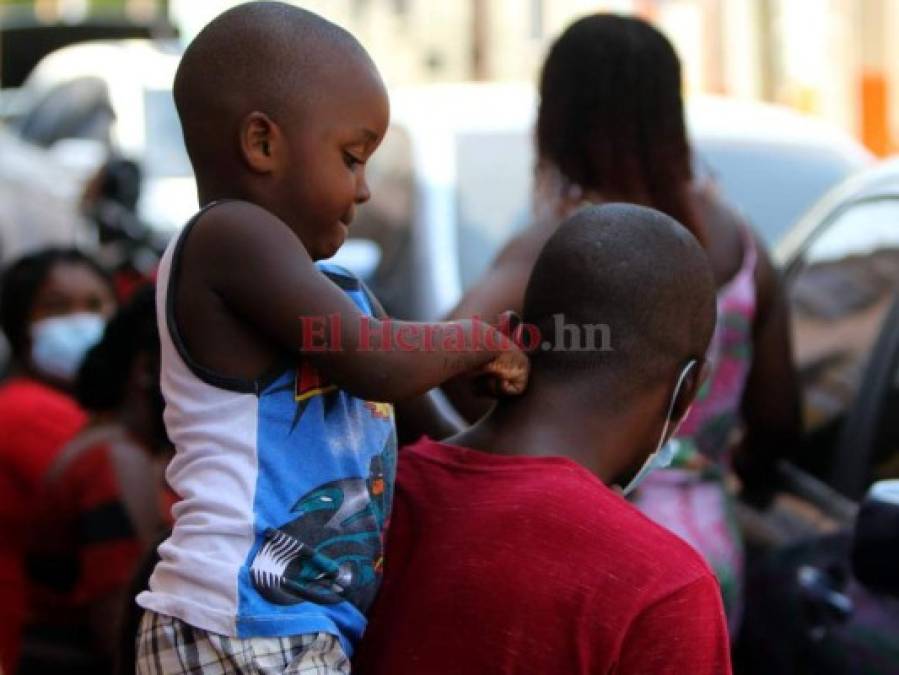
xmin=606 ymin=497 xmax=718 ymax=591
xmin=399 ymin=438 xmax=715 ymax=587
xmin=551 ymin=473 xmax=715 ymax=587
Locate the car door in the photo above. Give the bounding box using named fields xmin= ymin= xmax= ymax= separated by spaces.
xmin=783 ymin=193 xmax=899 ymax=495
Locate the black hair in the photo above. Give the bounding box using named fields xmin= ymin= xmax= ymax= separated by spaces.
xmin=537 ymin=14 xmax=702 ymax=240
xmin=522 ymin=204 xmax=716 ymax=394
xmin=75 ymin=284 xmax=158 ymax=412
xmin=0 ymin=247 xmax=112 ymax=359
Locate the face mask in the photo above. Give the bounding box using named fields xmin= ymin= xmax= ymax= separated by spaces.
xmin=31 ymin=312 xmax=106 ymax=383
xmin=620 ymin=360 xmax=698 ymax=496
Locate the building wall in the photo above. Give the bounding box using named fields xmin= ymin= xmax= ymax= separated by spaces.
xmin=168 ymin=0 xmax=896 ymax=154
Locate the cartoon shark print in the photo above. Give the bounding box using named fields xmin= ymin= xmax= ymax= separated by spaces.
xmin=249 ymin=432 xmax=397 ymax=611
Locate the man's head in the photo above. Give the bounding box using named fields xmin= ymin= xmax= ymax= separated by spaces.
xmin=519 ymin=203 xmax=716 ymax=481
xmin=174 ymin=2 xmax=389 ymax=259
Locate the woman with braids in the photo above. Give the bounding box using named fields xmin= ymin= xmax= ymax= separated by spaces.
xmin=0 ymin=248 xmax=117 ymax=674
xmin=447 ymin=13 xmax=801 ymax=632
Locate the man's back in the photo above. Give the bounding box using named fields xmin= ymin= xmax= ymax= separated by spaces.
xmin=355 ymin=438 xmax=731 ymax=674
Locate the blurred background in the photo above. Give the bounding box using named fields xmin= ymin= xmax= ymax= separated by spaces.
xmin=6 ymin=0 xmax=890 ymax=150
xmin=175 ymin=0 xmax=899 ymax=156
xmin=2 ymin=1 xmax=899 ymax=674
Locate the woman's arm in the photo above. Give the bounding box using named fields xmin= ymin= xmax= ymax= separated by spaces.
xmin=737 ymin=238 xmax=803 ymax=501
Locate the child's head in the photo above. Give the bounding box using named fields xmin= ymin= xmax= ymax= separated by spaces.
xmin=174 ymin=2 xmax=389 ymax=259
xmin=519 ymin=204 xmax=716 ymax=474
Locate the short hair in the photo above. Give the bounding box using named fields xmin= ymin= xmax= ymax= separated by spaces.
xmin=522 ymin=204 xmax=716 ymax=394
xmin=537 ymin=14 xmax=700 ymax=239
xmin=75 ymin=284 xmax=158 ymax=412
xmin=174 ymin=1 xmax=372 ymax=182
xmin=0 ymin=248 xmax=112 ymax=359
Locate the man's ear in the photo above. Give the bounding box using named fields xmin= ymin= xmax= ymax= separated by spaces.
xmin=670 ymin=358 xmax=708 ymax=422
xmin=239 ymin=111 xmax=280 ymax=173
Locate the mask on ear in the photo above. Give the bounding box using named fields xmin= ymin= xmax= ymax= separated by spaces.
xmin=31 ymin=312 xmax=106 ymax=383
xmin=619 ymin=359 xmax=698 ymax=497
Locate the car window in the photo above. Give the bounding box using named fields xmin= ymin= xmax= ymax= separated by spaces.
xmin=789 ymin=197 xmax=899 ymax=460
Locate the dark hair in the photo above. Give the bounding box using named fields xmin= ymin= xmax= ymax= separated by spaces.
xmin=522 ymin=204 xmax=716 ymax=394
xmin=75 ymin=284 xmax=158 ymax=412
xmin=536 ymin=14 xmax=701 ymax=239
xmin=0 ymin=247 xmax=112 ymax=359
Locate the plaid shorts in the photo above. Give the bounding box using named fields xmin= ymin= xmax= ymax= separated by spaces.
xmin=135 ymin=610 xmax=351 ymax=674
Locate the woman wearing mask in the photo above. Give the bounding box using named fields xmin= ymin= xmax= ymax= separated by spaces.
xmin=0 ymin=248 xmax=116 ymax=675
xmin=23 ymin=285 xmax=172 ymax=675
xmin=447 ymin=14 xmax=801 ymax=633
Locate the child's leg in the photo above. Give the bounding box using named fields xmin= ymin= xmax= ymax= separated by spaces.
xmin=135 ymin=609 xmax=350 ymax=675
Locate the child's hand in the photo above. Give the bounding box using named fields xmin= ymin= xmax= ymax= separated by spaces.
xmin=472 ymin=311 xmax=530 ymax=397
xmin=475 ymin=347 xmax=530 ymax=397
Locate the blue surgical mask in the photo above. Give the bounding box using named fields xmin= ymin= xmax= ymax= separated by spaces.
xmin=620 ymin=360 xmax=698 ymax=496
xmin=30 ymin=312 xmax=106 ymax=382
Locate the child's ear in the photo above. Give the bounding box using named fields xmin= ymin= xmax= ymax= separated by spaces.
xmin=239 ymin=111 xmax=280 ymax=173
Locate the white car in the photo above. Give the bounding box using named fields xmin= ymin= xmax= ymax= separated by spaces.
xmin=352 ymin=83 xmax=873 ymax=319
xmin=11 ymin=39 xmax=196 ymax=234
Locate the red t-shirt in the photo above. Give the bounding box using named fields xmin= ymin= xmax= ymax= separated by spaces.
xmin=29 ymin=425 xmax=175 ymax=619
xmin=354 ymin=438 xmax=732 ymax=675
xmin=0 ymin=378 xmax=86 ymax=674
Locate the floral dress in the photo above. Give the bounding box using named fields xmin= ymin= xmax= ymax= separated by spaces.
xmin=631 ymin=225 xmax=757 ymax=636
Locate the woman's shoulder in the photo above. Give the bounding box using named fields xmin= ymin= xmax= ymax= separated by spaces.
xmin=690 ymin=181 xmax=758 ymax=286
xmin=691 ymin=181 xmax=784 ymax=330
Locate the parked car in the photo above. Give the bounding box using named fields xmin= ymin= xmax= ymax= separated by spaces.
xmin=734 ymin=158 xmax=899 ymax=675
xmin=776 ymin=157 xmax=899 ymax=499
xmin=351 ymin=83 xmax=873 ymax=319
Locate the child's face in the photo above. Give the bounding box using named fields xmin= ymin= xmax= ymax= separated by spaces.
xmin=278 ymin=61 xmax=389 ymax=260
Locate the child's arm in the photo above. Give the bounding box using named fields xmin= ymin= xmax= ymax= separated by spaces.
xmin=195 ymin=201 xmax=527 ymax=402
xmin=359 ymin=281 xmax=465 ymax=442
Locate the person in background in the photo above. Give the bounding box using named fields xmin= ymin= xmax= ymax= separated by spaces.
xmin=356 ymin=204 xmax=731 ymax=675
xmin=446 ymin=13 xmax=801 ymax=631
xmin=22 ymin=285 xmax=172 ymax=675
xmin=0 ymin=248 xmax=116 ymax=674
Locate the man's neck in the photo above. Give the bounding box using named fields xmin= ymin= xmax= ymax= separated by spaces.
xmin=448 ymin=391 xmax=652 ymax=485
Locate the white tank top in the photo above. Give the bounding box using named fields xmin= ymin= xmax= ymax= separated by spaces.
xmin=137 ymin=204 xmax=397 ymax=656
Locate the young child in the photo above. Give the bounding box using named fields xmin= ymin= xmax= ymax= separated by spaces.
xmin=134 ymin=3 xmax=527 ymax=674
